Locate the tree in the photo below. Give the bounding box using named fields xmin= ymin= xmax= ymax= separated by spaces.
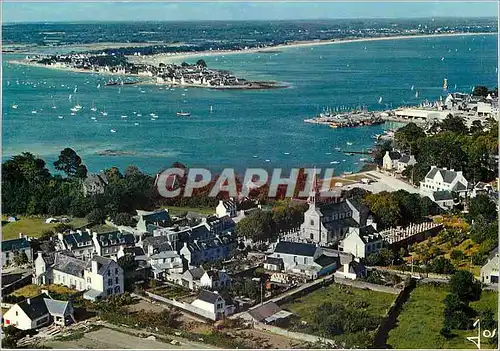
xmin=86 ymin=208 xmax=106 ymax=224
xmin=468 ymin=194 xmax=497 ymax=223
xmin=473 ymin=86 xmax=489 ymax=97
xmin=469 ymin=120 xmax=484 ymax=134
xmin=235 ymin=210 xmax=274 ymax=243
xmin=181 ymin=61 xmax=190 ymax=67
xmin=440 ymin=115 xmax=468 ymax=134
xmin=428 ymin=257 xmax=456 ymax=274
xmin=13 ymin=251 xmax=29 ymax=266
xmin=450 ymin=270 xmax=482 ymax=302
xmin=114 ymin=212 xmax=135 ymax=226
xmin=450 ymin=250 xmax=465 ymax=261
xmin=117 ymin=254 xmax=138 ymax=271
xmin=196 ymin=59 xmax=207 ymax=67
xmin=54 ymin=148 xmax=87 ymax=178
xmin=394 ymin=122 xmax=426 ymax=152
xmin=363 ymin=192 xmax=401 ymax=229
xmin=365 ymin=248 xmax=394 ymax=266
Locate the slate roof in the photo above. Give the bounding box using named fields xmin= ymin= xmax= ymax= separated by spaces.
xmin=358 ymin=225 xmax=382 ymax=243
xmin=314 ymin=254 xmax=337 ymax=267
xmin=432 ymin=191 xmax=454 ymax=201
xmin=186 ymin=267 xmax=206 ymax=280
xmin=219 ymin=199 xmax=236 ymax=209
xmin=206 ymin=270 xmax=228 ymax=281
xmin=2 ymin=238 xmax=30 ymax=252
xmin=44 ymin=299 xmax=70 ymax=316
xmin=84 ymin=173 xmax=108 ymax=187
xmin=140 ymin=210 xmax=171 ymax=227
xmin=85 ymin=255 xmax=115 ymax=275
xmin=142 ymin=236 xmax=174 ymax=252
xmin=196 ymin=290 xmax=221 ymax=304
xmin=274 ymin=241 xmax=317 ymax=257
xmin=452 ymin=182 xmax=467 ymax=192
xmin=63 ymin=230 xmax=92 ymax=248
xmin=264 ymin=257 xmax=283 ymax=266
xmin=150 ymin=251 xmax=178 ymax=259
xmin=248 ymin=302 xmax=282 ymax=322
xmin=96 ymin=231 xmax=135 ymax=247
xmin=398 ymin=154 xmax=412 ymax=164
xmin=18 ymin=294 xmax=50 ymax=320
xmin=425 ymin=167 xmax=460 ymax=184
xmin=387 ymin=151 xmax=401 ymax=160
xmin=52 ymin=252 xmax=86 ymax=277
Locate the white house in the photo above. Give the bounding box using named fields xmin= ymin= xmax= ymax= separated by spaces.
xmin=83 ymin=256 xmax=124 ymax=301
xmin=191 ymin=290 xmax=234 ymax=320
xmin=92 ymin=231 xmax=135 ymax=258
xmin=339 ymin=225 xmax=385 ymax=259
xmin=397 ymin=154 xmax=417 ymax=173
xmin=382 ymin=151 xmax=401 ymax=171
xmin=199 ymin=270 xmax=231 ymax=290
xmin=136 ymin=209 xmax=171 ymax=233
xmin=428 ymin=191 xmax=455 ymax=210
xmin=149 ymin=250 xmax=184 ymax=279
xmin=263 ymin=257 xmax=284 ymax=272
xmin=33 ymin=251 xmax=124 ymax=301
xmin=480 ymin=248 xmax=499 ymax=284
xmin=216 ymin=198 xmax=237 ymax=218
xmin=3 ymin=293 xmax=74 ymax=330
xmin=420 ymin=166 xmax=469 ymax=198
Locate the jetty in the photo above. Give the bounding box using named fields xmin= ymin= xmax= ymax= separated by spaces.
xmin=304 ymin=109 xmax=385 ymax=129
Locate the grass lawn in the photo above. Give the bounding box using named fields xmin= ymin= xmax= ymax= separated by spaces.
xmin=282 ymin=283 xmax=396 ymax=347
xmin=2 ymin=216 xmax=87 ymax=240
xmin=162 ymin=206 xmax=214 ymax=216
xmin=387 ymin=284 xmax=498 ymax=349
xmin=11 ymin=284 xmax=78 ymax=298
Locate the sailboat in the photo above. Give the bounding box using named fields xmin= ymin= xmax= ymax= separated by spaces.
xmin=68 ymin=94 xmax=72 ymax=101
xmin=378 ymin=96 xmax=383 ymax=104
xmin=101 ymin=106 xmax=108 ymax=116
xmin=73 ymin=86 xmax=78 ymax=93
xmin=415 ymin=91 xmax=419 ymax=98
xmin=51 ymin=97 xmax=57 ymax=109
xmin=443 ymin=78 xmax=448 ymax=90
xmin=90 ymin=102 xmax=97 ymax=112
xmin=410 ymin=85 xmax=414 ymax=91
xmin=210 ymin=105 xmax=213 ymax=113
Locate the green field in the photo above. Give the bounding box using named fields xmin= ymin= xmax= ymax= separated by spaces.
xmin=387 ymin=284 xmax=498 ymax=349
xmin=282 ymin=283 xmax=396 ymax=347
xmin=2 ymin=216 xmax=88 ymax=240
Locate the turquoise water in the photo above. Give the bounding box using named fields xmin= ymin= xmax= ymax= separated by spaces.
xmin=2 ymin=34 xmax=497 ymax=175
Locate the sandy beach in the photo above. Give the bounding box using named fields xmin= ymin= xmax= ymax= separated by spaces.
xmin=127 ymin=32 xmax=495 ymax=66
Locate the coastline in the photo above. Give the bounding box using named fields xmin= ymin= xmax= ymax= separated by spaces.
xmin=127 ymin=32 xmax=495 ymax=65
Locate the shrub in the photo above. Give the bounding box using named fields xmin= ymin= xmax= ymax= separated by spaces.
xmin=450 ymin=270 xmax=482 ymax=302
xmin=450 ymin=250 xmax=465 ymax=261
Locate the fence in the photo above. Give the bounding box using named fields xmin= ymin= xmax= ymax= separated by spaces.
xmin=334 ymin=276 xmax=401 ymax=294
xmin=144 ymin=291 xmax=216 ymax=321
xmin=2 ymin=273 xmax=32 ymax=295
xmin=254 ymin=321 xmax=341 ymax=347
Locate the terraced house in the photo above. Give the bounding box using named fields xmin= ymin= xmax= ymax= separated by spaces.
xmin=57 ymin=230 xmax=95 ymax=260
xmin=1 ymin=235 xmax=32 ymax=267
xmin=92 ymin=230 xmax=135 ymax=258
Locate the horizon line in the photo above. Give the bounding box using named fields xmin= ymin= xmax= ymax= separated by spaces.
xmin=3 ymin=16 xmax=498 ymax=25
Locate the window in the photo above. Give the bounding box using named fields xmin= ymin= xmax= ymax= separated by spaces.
xmin=115 ymin=277 xmax=118 ymax=284
xmin=304 ymin=257 xmax=307 ymax=264
xmin=108 ymin=278 xmax=112 ymax=286
xmin=310 ymin=233 xmax=314 ymax=240
xmin=15 ymin=311 xmax=18 ymax=316
xmin=310 ymin=219 xmax=314 ymax=226
xmin=114 ymin=286 xmax=120 ymax=293
xmin=107 ymin=288 xmax=113 ymax=295
xmin=87 ymin=277 xmax=91 ymax=284
xmin=115 ymin=268 xmax=118 ymax=275
xmin=107 ymin=270 xmax=111 ymax=276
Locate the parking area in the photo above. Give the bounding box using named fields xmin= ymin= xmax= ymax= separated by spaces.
xmin=342 ymin=171 xmax=420 ymax=194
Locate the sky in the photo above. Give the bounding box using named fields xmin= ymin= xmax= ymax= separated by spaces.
xmin=2 ymin=1 xmax=498 ymax=23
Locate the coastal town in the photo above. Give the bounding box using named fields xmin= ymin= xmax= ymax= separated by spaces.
xmin=1 ymin=5 xmax=499 ymax=351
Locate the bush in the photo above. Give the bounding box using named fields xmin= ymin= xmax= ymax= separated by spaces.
xmin=450 ymin=250 xmax=465 ymax=261
xmin=471 ymin=252 xmax=487 ymax=266
xmin=450 ymin=270 xmax=482 ymax=302
xmin=428 ymin=257 xmax=456 ymax=274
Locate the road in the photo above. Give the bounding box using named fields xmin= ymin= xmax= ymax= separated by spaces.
xmin=342 ymin=170 xmax=420 ymax=194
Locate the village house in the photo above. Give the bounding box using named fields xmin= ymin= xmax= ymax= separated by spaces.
xmin=191 ymin=290 xmax=235 ymax=321
xmin=57 ymin=230 xmax=95 ymax=261
xmin=2 ymin=235 xmax=32 ymax=267
xmin=382 ymin=151 xmax=401 ymax=171
xmin=427 ymin=191 xmax=455 ymax=210
xmin=82 ymin=172 xmax=109 ymax=197
xmin=340 ymin=225 xmax=386 ymax=259
xmin=471 ymin=181 xmax=494 ymax=198
xmin=3 ymin=293 xmax=75 ymax=330
xmin=149 ymin=250 xmax=184 ymax=280
xmin=216 ymin=198 xmax=237 ymax=218
xmin=179 ymin=232 xmax=237 ymax=266
xmin=33 ymin=252 xmax=124 ymax=301
xmin=136 ymin=209 xmax=172 ymax=233
xmin=263 ymin=257 xmax=285 ymax=272
xmin=92 ymin=231 xmax=135 ymax=258
xmin=177 ymin=267 xmax=206 ymax=290
xmin=419 ymin=166 xmax=470 ymax=198
xmin=199 ymin=269 xmax=231 ymax=290
xmin=244 ymin=301 xmax=293 ymax=326
xmin=396 ymin=154 xmax=417 ymax=172
xmin=480 ymin=248 xmax=499 ymax=284
xmin=334 ymin=253 xmax=367 ymax=280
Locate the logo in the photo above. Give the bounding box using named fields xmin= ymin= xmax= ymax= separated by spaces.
xmin=466 ymin=319 xmax=497 ymax=350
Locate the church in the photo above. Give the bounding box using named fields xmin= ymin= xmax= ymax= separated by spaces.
xmin=299 ymin=177 xmax=377 ymax=246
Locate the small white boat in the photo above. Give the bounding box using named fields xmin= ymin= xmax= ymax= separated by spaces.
xmin=150 ymin=113 xmax=156 ymax=117
xmin=330 ymin=161 xmax=340 ymax=164
xmin=102 ymin=112 xmax=108 ymax=116
xmin=334 ymin=147 xmax=341 ymax=151
xmin=31 ymin=110 xmax=37 ymax=114
xmin=253 ymin=155 xmax=258 ymax=158
xmin=346 ymin=142 xmax=353 ymax=146
xmin=121 ymin=115 xmax=127 ymax=118
xmin=91 ymin=117 xmax=96 ymax=120
xmin=11 ymin=104 xmax=18 ymax=109
xmin=284 ymin=152 xmax=290 ymax=155
xmin=58 ymin=116 xmax=64 ymax=119
xmin=71 ymin=112 xmax=76 ymax=116
xmin=110 ymin=129 xmax=116 ymax=133
xmin=210 ymin=105 xmax=213 ymax=112
xmin=70 ymin=107 xmax=78 ymax=112
xmin=325 ymin=152 xmax=332 ymax=155
xmin=378 ymin=96 xmax=383 ymax=104
xmin=134 ymin=123 xmax=139 ymax=126
xmin=137 ymin=113 xmax=142 ymax=117
xmin=176 ymin=111 xmax=191 ymax=117
xmin=265 ymin=159 xmax=270 ymax=162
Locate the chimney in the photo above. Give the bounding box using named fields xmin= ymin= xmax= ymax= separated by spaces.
xmin=91 ymin=260 xmax=99 ymax=274
xmin=19 ymin=233 xmax=24 ymax=239
xmin=26 ymin=298 xmax=31 ymax=305
xmin=92 ymin=232 xmax=98 ymax=240
xmin=57 ymin=232 xmax=64 ymax=242
xmin=37 ymin=251 xmax=43 ymax=260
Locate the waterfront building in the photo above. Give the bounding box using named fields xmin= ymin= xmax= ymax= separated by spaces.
xmin=82 ymin=172 xmax=109 ymax=197
xmin=216 ymin=198 xmax=237 ymax=218
xmin=419 ymin=166 xmax=470 ymax=198
xmin=480 ymin=247 xmax=499 ymax=284
xmin=382 ymin=151 xmax=401 ymax=170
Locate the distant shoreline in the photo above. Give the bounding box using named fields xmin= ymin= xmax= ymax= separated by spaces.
xmin=127 ymin=32 xmax=495 ymax=65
